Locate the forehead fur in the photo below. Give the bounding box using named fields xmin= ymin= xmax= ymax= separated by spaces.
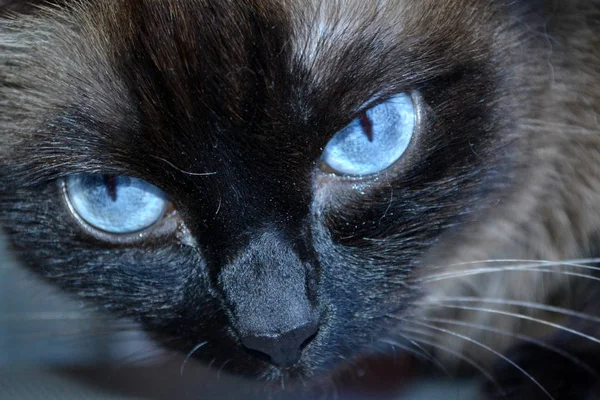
xmin=0 ymin=0 xmax=507 ymax=189
xmin=286 ymin=0 xmax=499 ymax=86
xmin=2 ymin=0 xmax=499 ymax=116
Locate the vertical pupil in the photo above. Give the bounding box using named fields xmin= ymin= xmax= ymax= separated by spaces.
xmin=103 ymin=175 xmax=118 ymax=202
xmin=358 ymin=112 xmax=374 ymax=142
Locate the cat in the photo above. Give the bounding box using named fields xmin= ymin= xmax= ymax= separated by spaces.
xmin=1 ymin=0 xmax=599 ymax=398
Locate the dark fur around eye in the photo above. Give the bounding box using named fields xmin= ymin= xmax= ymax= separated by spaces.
xmin=1 ymin=1 xmax=600 ymax=398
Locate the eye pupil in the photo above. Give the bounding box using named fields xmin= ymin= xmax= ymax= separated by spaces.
xmin=103 ymin=175 xmax=118 ymax=202
xmin=358 ymin=112 xmax=374 ymax=142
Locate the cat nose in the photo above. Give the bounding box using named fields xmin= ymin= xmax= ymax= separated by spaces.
xmin=241 ymin=320 xmax=319 ymax=367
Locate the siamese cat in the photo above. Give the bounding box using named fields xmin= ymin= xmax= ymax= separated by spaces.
xmin=1 ymin=0 xmax=599 ymax=398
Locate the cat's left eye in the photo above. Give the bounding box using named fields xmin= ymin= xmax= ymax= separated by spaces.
xmin=64 ymin=175 xmax=169 ymax=234
xmin=321 ymin=93 xmax=416 ymax=177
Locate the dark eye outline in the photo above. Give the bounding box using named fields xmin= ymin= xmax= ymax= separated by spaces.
xmin=59 ymin=176 xmax=182 ymax=244
xmin=319 ymin=91 xmax=424 ymax=180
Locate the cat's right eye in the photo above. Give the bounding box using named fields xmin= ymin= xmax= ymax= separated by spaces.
xmin=321 ymin=93 xmax=416 ymax=177
xmin=64 ymin=174 xmax=169 ymax=234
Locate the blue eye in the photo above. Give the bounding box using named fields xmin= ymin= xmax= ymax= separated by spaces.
xmin=321 ymin=93 xmax=416 ymax=176
xmin=65 ymin=175 xmax=168 ymax=234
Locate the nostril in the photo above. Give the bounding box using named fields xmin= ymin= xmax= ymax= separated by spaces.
xmin=241 ymin=321 xmax=319 ymax=367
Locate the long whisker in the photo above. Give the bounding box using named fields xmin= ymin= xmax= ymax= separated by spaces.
xmin=113 ymin=347 xmax=171 ymax=371
xmin=410 ymin=304 xmax=600 ymax=346
xmin=402 ymin=319 xmax=554 ymax=399
xmin=217 ymin=359 xmax=231 ymax=380
xmin=398 ymin=328 xmax=504 ymax=395
xmin=206 ymin=357 xmax=217 ymax=372
xmin=336 ymin=354 xmax=361 ymax=379
xmin=417 ymin=264 xmax=600 ymax=284
xmin=419 ymin=297 xmax=600 ymax=324
xmin=106 ymin=339 xmax=180 ymax=380
xmin=0 ymin=326 xmax=153 ymax=356
xmin=150 ymin=155 xmax=217 ymax=177
xmin=378 ymin=338 xmax=427 ymax=361
xmin=0 ymin=325 xmax=144 ymax=339
xmin=379 ymin=337 xmax=451 ymax=377
xmin=422 ymin=258 xmax=600 ymax=273
xmin=180 ymin=341 xmax=208 ymax=376
xmin=402 ymin=335 xmax=452 ymax=377
xmin=0 ymin=312 xmax=124 ymax=321
xmin=123 ymin=351 xmax=172 ymax=366
xmin=413 ymin=315 xmax=599 ymax=378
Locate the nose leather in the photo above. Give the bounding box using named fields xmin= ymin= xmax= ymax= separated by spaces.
xmin=241 ymin=320 xmax=319 ymax=367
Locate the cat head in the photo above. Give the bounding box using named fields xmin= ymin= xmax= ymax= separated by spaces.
xmin=0 ymin=0 xmax=541 ymax=382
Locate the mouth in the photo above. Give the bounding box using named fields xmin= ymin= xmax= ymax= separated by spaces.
xmin=256 ymin=352 xmax=419 ymax=399
xmin=150 ymin=306 xmax=409 ymax=390
xmin=157 ymin=335 xmax=321 ymax=384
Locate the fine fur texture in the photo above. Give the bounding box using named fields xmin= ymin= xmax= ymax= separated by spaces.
xmin=1 ymin=1 xmax=599 ymax=398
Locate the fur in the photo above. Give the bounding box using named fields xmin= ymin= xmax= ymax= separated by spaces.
xmin=1 ymin=1 xmax=599 ymax=398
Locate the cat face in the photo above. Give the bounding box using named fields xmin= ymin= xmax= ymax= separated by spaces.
xmin=0 ymin=0 xmax=533 ymax=382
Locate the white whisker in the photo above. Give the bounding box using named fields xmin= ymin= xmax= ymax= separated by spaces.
xmin=419 ymin=296 xmax=600 ymax=324
xmin=217 ymin=359 xmax=231 ymax=380
xmin=411 ymin=304 xmax=600 ymax=346
xmin=113 ymin=348 xmax=168 ymax=370
xmin=207 ymin=357 xmax=217 ymax=371
xmin=0 ymin=312 xmax=113 ymax=320
xmin=0 ymin=326 xmax=142 ymax=340
xmin=399 ymin=328 xmax=504 ymax=395
xmin=150 ymin=155 xmax=217 ymax=177
xmin=402 ymin=335 xmax=452 ymax=376
xmin=379 ymin=338 xmax=426 ymax=361
xmin=180 ymin=341 xmax=208 ymax=376
xmin=417 ymin=262 xmax=600 ymax=283
xmin=298 ymin=375 xmax=308 ymax=389
xmin=379 ymin=337 xmax=451 ymax=377
xmin=414 ymin=315 xmax=598 ymax=378
xmin=423 ymin=258 xmax=600 ymax=272
xmin=403 ymin=319 xmax=554 ymax=399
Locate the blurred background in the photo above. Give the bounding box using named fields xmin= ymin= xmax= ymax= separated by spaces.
xmin=0 ymin=232 xmax=478 ymax=399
